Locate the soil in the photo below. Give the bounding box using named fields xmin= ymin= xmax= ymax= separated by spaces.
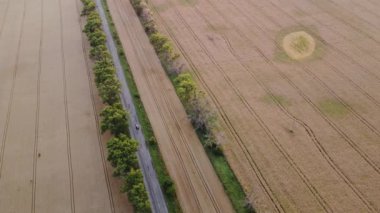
xmin=140 ymin=0 xmax=380 ymax=212
xmin=0 ymin=0 xmax=133 ymax=212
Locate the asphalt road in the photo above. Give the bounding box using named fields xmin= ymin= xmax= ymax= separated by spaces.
xmin=94 ymin=0 xmax=168 ymax=212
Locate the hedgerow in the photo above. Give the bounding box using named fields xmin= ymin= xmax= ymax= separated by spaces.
xmin=80 ymin=0 xmax=151 ymax=212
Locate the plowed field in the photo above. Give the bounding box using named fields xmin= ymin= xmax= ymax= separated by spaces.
xmin=145 ymin=0 xmax=380 ymax=212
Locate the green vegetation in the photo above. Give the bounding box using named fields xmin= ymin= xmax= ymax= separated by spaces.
xmin=100 ymin=103 xmax=129 ymax=136
xmin=262 ymin=94 xmax=290 ymax=106
xmin=204 ymin=146 xmax=254 ymax=213
xmin=291 ymin=35 xmax=310 ymax=53
xmin=275 ymin=26 xmax=325 ymax=62
xmin=319 ymin=99 xmax=349 ymax=118
xmin=129 ymin=0 xmax=254 ymax=212
xmin=99 ymin=0 xmax=182 ymax=212
xmin=80 ymin=0 xmax=151 ymax=212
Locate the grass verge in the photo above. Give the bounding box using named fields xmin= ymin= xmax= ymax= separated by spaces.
xmin=99 ymin=0 xmax=182 ymax=212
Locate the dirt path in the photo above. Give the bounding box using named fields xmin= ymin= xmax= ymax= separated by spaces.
xmin=143 ymin=0 xmax=380 ymax=212
xmin=0 ymin=0 xmax=132 ymax=212
xmin=106 ymin=0 xmax=234 ymax=212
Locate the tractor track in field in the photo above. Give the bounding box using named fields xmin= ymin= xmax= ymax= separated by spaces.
xmin=202 ymin=0 xmax=380 ymax=178
xmin=233 ymin=0 xmax=380 ymax=83
xmin=58 ymin=0 xmax=76 ymax=211
xmin=0 ymin=0 xmax=26 ymax=179
xmin=148 ymin=0 xmax=333 ymax=211
xmin=112 ymin=0 xmax=223 ymax=210
xmin=74 ymin=0 xmax=116 ymax=211
xmin=254 ymin=0 xmax=380 ymax=175
xmin=147 ymin=0 xmax=380 ymax=211
xmin=31 ymin=0 xmax=43 ymax=212
xmin=222 ymin=36 xmax=379 ymax=213
xmin=173 ymin=7 xmax=334 ymax=213
xmin=148 ymin=5 xmax=287 ymax=212
xmin=0 ymin=0 xmax=11 ymax=34
xmin=151 ymin=1 xmax=380 ymax=212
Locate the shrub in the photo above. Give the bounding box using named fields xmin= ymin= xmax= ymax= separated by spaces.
xmin=173 ymin=72 xmax=197 ymax=104
xmin=94 ymin=58 xmax=116 ymax=85
xmin=98 ymin=75 xmax=121 ymax=105
xmin=123 ymin=169 xmax=151 ymax=213
xmin=162 ymin=177 xmax=175 ymax=197
xmin=84 ymin=11 xmax=102 ymax=33
xmin=100 ymin=103 xmax=129 ymax=136
xmin=88 ymin=29 xmax=106 ymax=47
xmin=81 ymin=0 xmax=96 ymax=16
xmin=107 ymin=135 xmax=139 ymax=176
xmin=90 ymin=44 xmax=111 ymax=60
xmin=149 ymin=33 xmax=179 ymax=65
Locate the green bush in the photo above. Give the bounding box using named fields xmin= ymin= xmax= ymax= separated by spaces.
xmin=107 ymin=135 xmax=139 ymax=176
xmin=94 ymin=57 xmax=115 ymax=85
xmin=123 ymin=169 xmax=151 ymax=213
xmin=98 ymin=75 xmax=121 ymax=105
xmin=100 ymin=103 xmax=129 ymax=136
xmin=173 ymin=72 xmax=197 ymax=104
xmin=149 ymin=33 xmax=178 ymax=65
xmin=81 ymin=0 xmax=96 ymax=16
xmin=84 ymin=11 xmax=102 ymax=33
xmin=90 ymin=44 xmax=111 ymax=61
xmin=88 ymin=29 xmax=106 ymax=47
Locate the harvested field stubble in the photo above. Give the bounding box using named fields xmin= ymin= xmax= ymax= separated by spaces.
xmin=142 ymin=0 xmax=380 ymax=212
xmin=0 ymin=0 xmax=132 ymax=212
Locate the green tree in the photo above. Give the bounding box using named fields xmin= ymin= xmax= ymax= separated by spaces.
xmin=94 ymin=58 xmax=115 ymax=86
xmin=123 ymin=168 xmax=143 ymax=192
xmin=81 ymin=0 xmax=96 ymax=16
xmin=100 ymin=103 xmax=129 ymax=136
xmin=107 ymin=135 xmax=138 ymax=176
xmin=174 ymin=72 xmax=197 ymax=104
xmin=90 ymin=44 xmax=110 ymax=61
xmin=128 ymin=183 xmax=151 ymax=213
xmin=84 ymin=11 xmax=102 ymax=33
xmin=98 ymin=76 xmax=121 ymax=105
xmin=88 ymin=29 xmax=106 ymax=47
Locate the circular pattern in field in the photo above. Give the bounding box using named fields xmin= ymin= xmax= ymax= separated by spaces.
xmin=282 ymin=31 xmax=316 ymax=60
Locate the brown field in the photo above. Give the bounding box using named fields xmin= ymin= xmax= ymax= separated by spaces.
xmin=142 ymin=0 xmax=380 ymax=212
xmin=0 ymin=0 xmax=132 ymax=212
xmin=106 ymin=0 xmax=234 ymax=212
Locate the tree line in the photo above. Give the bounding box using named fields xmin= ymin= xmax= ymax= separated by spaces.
xmin=81 ymin=0 xmax=151 ymax=212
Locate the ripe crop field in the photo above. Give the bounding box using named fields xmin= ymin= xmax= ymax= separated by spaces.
xmin=144 ymin=0 xmax=380 ymax=212
xmin=0 ymin=0 xmax=132 ymax=212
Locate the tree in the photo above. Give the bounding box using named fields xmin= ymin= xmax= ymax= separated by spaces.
xmin=149 ymin=33 xmax=178 ymax=65
xmin=107 ymin=135 xmax=139 ymax=176
xmin=100 ymin=103 xmax=129 ymax=136
xmin=88 ymin=29 xmax=106 ymax=47
xmin=81 ymin=0 xmax=96 ymax=16
xmin=98 ymin=76 xmax=121 ymax=105
xmin=173 ymin=72 xmax=197 ymax=104
xmin=90 ymin=44 xmax=110 ymax=61
xmin=84 ymin=11 xmax=102 ymax=33
xmin=123 ymin=168 xmax=144 ymax=192
xmin=94 ymin=57 xmax=115 ymax=85
xmin=128 ymin=183 xmax=151 ymax=213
